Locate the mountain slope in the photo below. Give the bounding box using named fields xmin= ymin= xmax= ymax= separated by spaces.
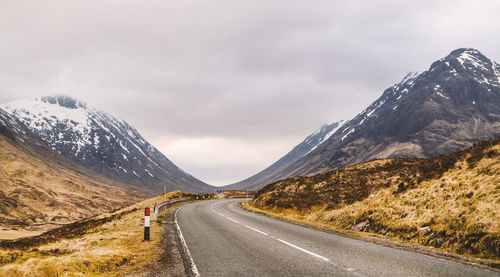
xmin=1 ymin=96 xmax=213 ymax=193
xmin=0 ymin=107 xmax=145 ymax=234
xmin=249 ymin=137 xmax=500 ymax=260
xmin=226 ymin=120 xmax=345 ymax=191
xmin=233 ymin=48 xmax=500 ymax=190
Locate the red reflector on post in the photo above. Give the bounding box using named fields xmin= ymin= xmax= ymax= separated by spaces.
xmin=145 ymin=207 xmax=150 ymax=216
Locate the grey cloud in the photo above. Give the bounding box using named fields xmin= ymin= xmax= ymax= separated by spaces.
xmin=1 ymin=0 xmax=499 ymax=184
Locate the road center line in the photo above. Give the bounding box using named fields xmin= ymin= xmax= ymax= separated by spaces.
xmin=226 ymin=216 xmax=240 ymax=224
xmin=211 ymin=200 xmax=331 ymax=263
xmin=243 ymin=224 xmax=269 ymax=236
xmin=277 ymin=239 xmax=330 ymax=262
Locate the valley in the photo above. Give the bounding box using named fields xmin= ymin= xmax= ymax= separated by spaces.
xmin=2 ymin=1 xmax=500 ymax=275
xmin=0 ymin=48 xmax=499 ymax=276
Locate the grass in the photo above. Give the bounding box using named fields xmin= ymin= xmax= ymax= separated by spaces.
xmin=0 ymin=191 xmax=192 ymax=276
xmin=248 ymin=138 xmax=500 ymax=263
xmin=0 ymin=135 xmax=144 ymax=233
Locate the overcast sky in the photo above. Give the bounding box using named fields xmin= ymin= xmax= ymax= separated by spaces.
xmin=1 ymin=0 xmax=499 ymax=186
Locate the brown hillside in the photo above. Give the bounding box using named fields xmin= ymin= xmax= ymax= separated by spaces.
xmin=0 ymin=135 xmax=145 ymax=238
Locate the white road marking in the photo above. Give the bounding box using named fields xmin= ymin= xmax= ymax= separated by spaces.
xmin=277 ymin=239 xmax=330 ymax=262
xmin=226 ymin=216 xmax=240 ymax=224
xmin=175 ymin=206 xmax=200 ymax=277
xmin=203 ymin=201 xmax=366 ymax=276
xmin=211 ymin=200 xmax=330 ymax=263
xmin=243 ymin=224 xmax=269 ymax=236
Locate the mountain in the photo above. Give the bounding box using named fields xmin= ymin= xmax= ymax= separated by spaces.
xmin=1 ymin=96 xmax=213 ymax=194
xmin=226 ymin=120 xmax=345 ymax=191
xmin=230 ymin=48 xmax=500 ymax=190
xmin=0 ymin=107 xmax=144 ymax=234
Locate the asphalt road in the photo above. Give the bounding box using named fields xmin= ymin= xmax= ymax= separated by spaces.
xmin=176 ymin=199 xmax=498 ymax=277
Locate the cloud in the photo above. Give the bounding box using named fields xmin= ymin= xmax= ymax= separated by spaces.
xmin=150 ymin=135 xmax=301 ymax=185
xmin=1 ymin=0 xmax=499 ymax=185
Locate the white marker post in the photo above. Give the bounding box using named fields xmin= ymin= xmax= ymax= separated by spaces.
xmin=144 ymin=207 xmax=151 ymax=241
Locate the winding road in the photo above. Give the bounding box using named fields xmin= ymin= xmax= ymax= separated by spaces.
xmin=175 ymin=199 xmax=498 ymax=277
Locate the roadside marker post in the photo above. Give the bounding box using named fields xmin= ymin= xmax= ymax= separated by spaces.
xmin=144 ymin=207 xmax=151 ymax=241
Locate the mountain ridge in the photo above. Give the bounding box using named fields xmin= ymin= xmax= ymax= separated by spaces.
xmin=229 ymin=48 xmax=500 ymax=191
xmin=1 ymin=96 xmax=214 ymax=194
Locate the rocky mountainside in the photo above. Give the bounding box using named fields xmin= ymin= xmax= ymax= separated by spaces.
xmin=0 ymin=106 xmax=46 ymax=153
xmin=231 ymin=48 xmax=500 ymax=190
xmin=0 ymin=107 xmax=144 ymax=234
xmin=1 ymin=96 xmax=213 ymax=193
xmin=226 ymin=120 xmax=345 ymax=191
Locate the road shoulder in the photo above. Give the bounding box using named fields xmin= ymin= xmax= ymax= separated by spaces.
xmin=147 ymin=204 xmax=198 ymax=277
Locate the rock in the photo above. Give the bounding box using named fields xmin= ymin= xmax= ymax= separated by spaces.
xmin=406 ymin=233 xmax=418 ymax=240
xmin=419 ymin=226 xmax=431 ymax=233
xmin=352 ymin=220 xmax=370 ymax=232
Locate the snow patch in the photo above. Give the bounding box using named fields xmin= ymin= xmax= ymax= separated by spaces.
xmin=132 ymin=170 xmax=140 ymax=178
xmin=436 ymin=92 xmax=450 ymax=99
xmin=341 ymin=128 xmax=356 ymax=141
xmin=145 ymin=169 xmax=154 ymax=177
xmin=306 ymin=120 xmax=346 ymax=154
xmin=456 ymin=50 xmax=488 ymax=71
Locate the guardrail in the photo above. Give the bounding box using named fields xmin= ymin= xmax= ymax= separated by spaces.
xmin=151 ymin=198 xmax=191 ymax=221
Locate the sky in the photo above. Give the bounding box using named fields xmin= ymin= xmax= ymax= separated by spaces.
xmin=1 ymin=0 xmax=500 ymax=186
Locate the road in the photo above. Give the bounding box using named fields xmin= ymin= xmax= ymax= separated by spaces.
xmin=175 ymin=199 xmax=498 ymax=277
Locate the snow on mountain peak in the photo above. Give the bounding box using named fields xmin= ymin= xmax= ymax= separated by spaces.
xmin=40 ymin=95 xmax=88 ymax=109
xmin=455 ymin=51 xmax=490 ymax=71
xmin=1 ymin=95 xmax=211 ymax=192
xmin=0 ymin=96 xmax=141 ymax=157
xmin=1 ymin=96 xmax=90 ymax=135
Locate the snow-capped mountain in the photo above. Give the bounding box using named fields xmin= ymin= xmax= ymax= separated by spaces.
xmin=1 ymin=96 xmax=213 ymax=193
xmin=229 ymin=48 xmax=500 ymax=190
xmin=226 ymin=120 xmax=344 ymax=191
xmin=0 ymin=107 xmax=146 ymax=227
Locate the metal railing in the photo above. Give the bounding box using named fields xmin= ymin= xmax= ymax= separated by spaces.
xmin=151 ymin=198 xmax=191 ymax=221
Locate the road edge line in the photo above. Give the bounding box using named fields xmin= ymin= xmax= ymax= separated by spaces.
xmin=175 ymin=206 xmax=201 ymax=277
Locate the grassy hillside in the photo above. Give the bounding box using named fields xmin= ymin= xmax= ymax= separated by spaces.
xmin=249 ymin=138 xmax=500 ymax=261
xmin=0 ymin=191 xmax=190 ymax=276
xmin=0 ymin=135 xmax=145 ymax=238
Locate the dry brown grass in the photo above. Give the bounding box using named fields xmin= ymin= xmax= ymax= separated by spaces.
xmin=249 ymin=138 xmax=500 ymax=261
xmin=0 ymin=191 xmax=186 ymax=276
xmin=0 ymin=135 xmax=145 ymax=234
